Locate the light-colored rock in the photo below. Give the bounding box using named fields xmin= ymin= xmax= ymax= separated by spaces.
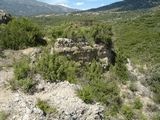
xmin=30 ymin=48 xmax=42 ymax=63
xmin=0 ymin=9 xmax=11 ymax=24
xmin=1 ymin=93 xmax=45 ymax=120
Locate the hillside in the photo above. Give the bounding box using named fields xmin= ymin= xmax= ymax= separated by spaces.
xmin=0 ymin=5 xmax=160 ymax=120
xmin=87 ymin=0 xmax=160 ymax=12
xmin=0 ymin=0 xmax=79 ymax=16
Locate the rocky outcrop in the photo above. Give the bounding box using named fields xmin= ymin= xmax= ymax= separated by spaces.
xmin=0 ymin=9 xmax=11 ymax=24
xmin=53 ymin=38 xmax=112 ymax=70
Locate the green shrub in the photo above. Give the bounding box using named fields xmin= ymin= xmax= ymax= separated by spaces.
xmin=78 ymin=60 xmax=121 ymax=115
xmin=9 ymin=57 xmax=35 ymax=93
xmin=133 ymin=98 xmax=143 ymax=109
xmin=0 ymin=18 xmax=46 ymax=50
xmin=121 ymin=105 xmax=134 ymax=120
xmin=146 ymin=64 xmax=160 ymax=103
xmin=83 ymin=59 xmax=103 ymax=81
xmin=36 ymin=98 xmax=57 ymax=115
xmin=49 ymin=22 xmax=113 ymax=46
xmin=36 ymin=49 xmax=78 ymax=83
xmin=115 ymin=50 xmax=128 ymax=84
xmin=147 ymin=104 xmax=158 ymax=112
xmin=18 ymin=78 xmax=35 ymax=93
xmin=0 ymin=111 xmax=8 ymax=120
xmin=129 ymin=82 xmax=137 ymax=92
xmin=14 ymin=57 xmax=30 ymax=80
xmin=90 ymin=23 xmax=112 ymax=45
xmin=153 ymin=112 xmax=160 ymax=120
xmin=78 ymin=85 xmax=93 ymax=104
xmin=0 ymin=66 xmax=3 ymax=71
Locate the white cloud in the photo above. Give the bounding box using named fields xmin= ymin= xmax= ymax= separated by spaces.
xmin=101 ymin=4 xmax=105 ymax=6
xmin=74 ymin=2 xmax=84 ymax=6
xmin=48 ymin=0 xmax=68 ymax=4
xmin=60 ymin=3 xmax=69 ymax=8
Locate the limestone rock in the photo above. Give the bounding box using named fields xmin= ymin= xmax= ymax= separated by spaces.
xmin=0 ymin=9 xmax=12 ymax=24
xmin=1 ymin=93 xmax=45 ymax=120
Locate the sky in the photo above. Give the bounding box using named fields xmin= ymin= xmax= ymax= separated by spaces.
xmin=37 ymin=0 xmax=122 ymax=10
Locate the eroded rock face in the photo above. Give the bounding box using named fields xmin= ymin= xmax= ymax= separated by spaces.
xmin=53 ymin=38 xmax=113 ymax=70
xmin=0 ymin=9 xmax=12 ymax=24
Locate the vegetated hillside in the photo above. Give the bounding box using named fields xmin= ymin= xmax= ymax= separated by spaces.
xmin=87 ymin=0 xmax=160 ymax=12
xmin=31 ymin=5 xmax=160 ymax=29
xmin=0 ymin=0 xmax=79 ymax=16
xmin=114 ymin=10 xmax=160 ymax=67
xmin=114 ymin=10 xmax=160 ymax=107
xmin=0 ymin=7 xmax=160 ymax=119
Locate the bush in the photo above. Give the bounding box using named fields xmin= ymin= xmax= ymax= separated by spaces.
xmin=36 ymin=98 xmax=57 ymax=115
xmin=78 ymin=85 xmax=93 ymax=104
xmin=0 ymin=111 xmax=8 ymax=120
xmin=83 ymin=59 xmax=103 ymax=81
xmin=49 ymin=22 xmax=113 ymax=46
xmin=121 ymin=105 xmax=134 ymax=119
xmin=78 ymin=60 xmax=121 ymax=115
xmin=14 ymin=57 xmax=30 ymax=80
xmin=147 ymin=104 xmax=158 ymax=112
xmin=129 ymin=82 xmax=137 ymax=92
xmin=0 ymin=18 xmax=46 ymax=50
xmin=133 ymin=98 xmax=143 ymax=109
xmin=115 ymin=50 xmax=128 ymax=84
xmin=146 ymin=63 xmax=160 ymax=103
xmin=90 ymin=22 xmax=112 ymax=45
xmin=153 ymin=112 xmax=160 ymax=120
xmin=36 ymin=49 xmax=78 ymax=83
xmin=9 ymin=57 xmax=35 ymax=93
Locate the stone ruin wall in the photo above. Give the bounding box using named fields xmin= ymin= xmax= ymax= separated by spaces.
xmin=52 ymin=38 xmax=114 ymax=70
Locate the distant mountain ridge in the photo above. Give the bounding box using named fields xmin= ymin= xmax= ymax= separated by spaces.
xmin=0 ymin=0 xmax=79 ymax=16
xmin=87 ymin=0 xmax=160 ymax=12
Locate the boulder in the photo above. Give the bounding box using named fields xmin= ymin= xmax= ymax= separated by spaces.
xmin=0 ymin=9 xmax=12 ymax=24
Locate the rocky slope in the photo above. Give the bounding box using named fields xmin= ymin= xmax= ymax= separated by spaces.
xmin=0 ymin=0 xmax=79 ymax=16
xmin=0 ymin=45 xmax=105 ymax=120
